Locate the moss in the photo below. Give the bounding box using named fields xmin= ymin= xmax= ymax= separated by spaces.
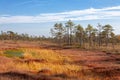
xmin=4 ymin=49 xmax=24 ymax=58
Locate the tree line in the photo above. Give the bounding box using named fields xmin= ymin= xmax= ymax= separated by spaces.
xmin=50 ymin=20 xmax=120 ymax=49
xmin=0 ymin=31 xmax=48 ymax=41
xmin=0 ymin=21 xmax=120 ymax=50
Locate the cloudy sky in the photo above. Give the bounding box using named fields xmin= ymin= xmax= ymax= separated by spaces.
xmin=0 ymin=0 xmax=120 ymax=36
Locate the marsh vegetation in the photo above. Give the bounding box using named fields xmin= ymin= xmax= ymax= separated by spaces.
xmin=0 ymin=20 xmax=120 ymax=80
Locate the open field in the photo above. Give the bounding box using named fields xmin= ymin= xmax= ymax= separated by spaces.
xmin=1 ymin=0 xmax=120 ymax=80
xmin=0 ymin=40 xmax=120 ymax=80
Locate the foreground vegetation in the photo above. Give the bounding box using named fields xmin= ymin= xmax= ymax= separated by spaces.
xmin=0 ymin=47 xmax=116 ymax=80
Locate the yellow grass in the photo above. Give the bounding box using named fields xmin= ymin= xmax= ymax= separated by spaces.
xmin=0 ymin=48 xmax=83 ymax=78
xmin=22 ymin=48 xmax=71 ymax=62
xmin=0 ymin=48 xmax=109 ymax=80
xmin=15 ymin=48 xmax=82 ymax=77
xmin=16 ymin=62 xmax=81 ymax=74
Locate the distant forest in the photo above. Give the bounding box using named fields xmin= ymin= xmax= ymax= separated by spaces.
xmin=0 ymin=20 xmax=120 ymax=49
xmin=0 ymin=31 xmax=48 ymax=41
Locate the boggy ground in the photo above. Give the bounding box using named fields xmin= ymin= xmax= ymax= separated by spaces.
xmin=59 ymin=49 xmax=120 ymax=80
xmin=0 ymin=40 xmax=120 ymax=80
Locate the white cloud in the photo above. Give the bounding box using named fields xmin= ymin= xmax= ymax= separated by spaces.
xmin=0 ymin=6 xmax=120 ymax=24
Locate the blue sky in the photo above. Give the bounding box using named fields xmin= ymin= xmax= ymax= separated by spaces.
xmin=0 ymin=0 xmax=120 ymax=36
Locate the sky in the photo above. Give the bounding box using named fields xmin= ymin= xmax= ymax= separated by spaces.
xmin=0 ymin=0 xmax=120 ymax=36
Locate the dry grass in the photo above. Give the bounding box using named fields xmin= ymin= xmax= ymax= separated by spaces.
xmin=0 ymin=48 xmax=118 ymax=80
xmin=0 ymin=48 xmax=83 ymax=79
xmin=15 ymin=48 xmax=83 ymax=78
xmin=22 ymin=48 xmax=70 ymax=62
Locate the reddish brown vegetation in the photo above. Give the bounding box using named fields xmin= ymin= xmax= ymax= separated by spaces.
xmin=0 ymin=40 xmax=120 ymax=80
xmin=60 ymin=49 xmax=120 ymax=79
